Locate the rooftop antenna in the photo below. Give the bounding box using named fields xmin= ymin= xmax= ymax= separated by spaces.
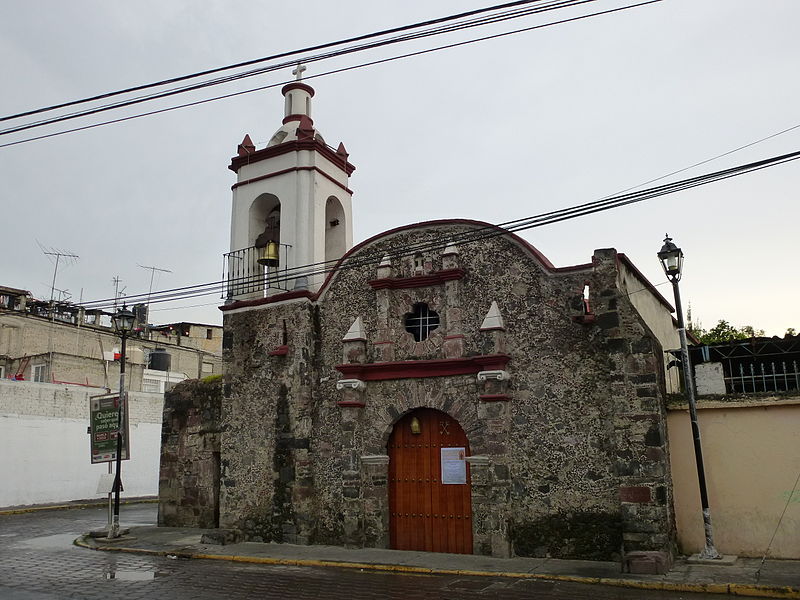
xmin=138 ymin=264 xmax=172 ymax=322
xmin=112 ymin=276 xmax=126 ymax=311
xmin=38 ymin=243 xmax=79 ymax=383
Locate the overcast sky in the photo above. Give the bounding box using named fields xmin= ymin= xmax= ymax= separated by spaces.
xmin=1 ymin=0 xmax=798 ymax=335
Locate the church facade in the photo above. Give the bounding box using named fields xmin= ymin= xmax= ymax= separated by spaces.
xmin=161 ymin=73 xmax=678 ymax=569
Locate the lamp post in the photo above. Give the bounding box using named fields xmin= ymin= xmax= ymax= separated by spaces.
xmin=109 ymin=304 xmax=135 ymax=539
xmin=658 ymin=235 xmax=721 ymax=560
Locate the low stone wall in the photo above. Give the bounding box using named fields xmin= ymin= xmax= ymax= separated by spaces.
xmin=158 ymin=376 xmax=222 ymax=528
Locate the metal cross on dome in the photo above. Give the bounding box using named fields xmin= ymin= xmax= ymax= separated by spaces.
xmin=292 ymin=63 xmax=307 ymax=80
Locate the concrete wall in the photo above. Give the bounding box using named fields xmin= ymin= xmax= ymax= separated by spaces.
xmin=667 ymin=398 xmax=800 ymax=558
xmin=0 ymin=310 xmax=221 ymax=391
xmin=0 ymin=379 xmax=163 ymax=508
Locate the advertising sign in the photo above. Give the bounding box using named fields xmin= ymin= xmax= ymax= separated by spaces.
xmin=89 ymin=394 xmax=130 ymax=464
xmin=440 ymin=447 xmax=467 ymax=484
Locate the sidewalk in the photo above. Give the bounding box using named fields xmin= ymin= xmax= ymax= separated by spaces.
xmin=76 ymin=524 xmax=800 ymax=599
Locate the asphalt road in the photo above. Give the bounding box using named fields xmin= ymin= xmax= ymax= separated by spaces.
xmin=0 ymin=504 xmax=747 ymax=599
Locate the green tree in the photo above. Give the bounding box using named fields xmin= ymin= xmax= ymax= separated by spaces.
xmin=695 ymin=320 xmax=765 ymax=345
xmin=786 ymin=327 xmax=797 ymax=337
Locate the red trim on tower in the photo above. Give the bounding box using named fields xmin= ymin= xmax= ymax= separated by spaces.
xmin=335 ymin=354 xmax=510 ymax=381
xmin=368 ymin=269 xmax=466 ymax=290
xmin=229 ymin=138 xmax=355 ymax=175
xmin=282 ymin=114 xmax=314 ymax=125
xmin=232 ymin=166 xmax=353 ymax=194
xmin=281 ymin=82 xmax=315 ymax=97
xmin=220 ymin=289 xmax=314 ymax=312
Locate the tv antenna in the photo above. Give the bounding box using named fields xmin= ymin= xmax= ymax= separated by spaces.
xmin=138 ymin=264 xmax=172 ymax=314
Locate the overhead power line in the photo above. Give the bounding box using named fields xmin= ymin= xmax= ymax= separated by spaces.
xmin=0 ymin=0 xmax=660 ymax=148
xmin=1 ymin=0 xmax=595 ymax=135
xmin=79 ymin=146 xmax=800 ymax=312
xmin=0 ymin=0 xmax=554 ymax=123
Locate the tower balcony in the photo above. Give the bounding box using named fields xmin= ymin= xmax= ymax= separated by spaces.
xmin=222 ymin=243 xmax=295 ymax=302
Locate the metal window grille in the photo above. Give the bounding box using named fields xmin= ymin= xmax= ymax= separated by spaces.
xmin=404 ymin=304 xmax=440 ymax=342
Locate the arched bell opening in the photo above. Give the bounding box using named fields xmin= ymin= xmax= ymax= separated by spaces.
xmin=387 ymin=407 xmax=473 ymax=554
xmin=248 ymin=194 xmax=283 ymax=291
xmin=325 ymin=196 xmax=346 ymax=265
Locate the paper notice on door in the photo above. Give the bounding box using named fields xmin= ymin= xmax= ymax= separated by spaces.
xmin=441 ymin=447 xmax=467 ymax=484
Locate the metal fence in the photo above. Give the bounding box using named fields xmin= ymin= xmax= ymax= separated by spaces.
xmin=725 ymin=360 xmax=800 ymax=394
xmin=689 ymin=337 xmax=800 ymax=395
xmin=221 ymin=244 xmax=292 ymax=300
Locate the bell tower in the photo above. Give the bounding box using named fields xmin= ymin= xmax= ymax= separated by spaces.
xmin=227 ymin=65 xmax=355 ymax=300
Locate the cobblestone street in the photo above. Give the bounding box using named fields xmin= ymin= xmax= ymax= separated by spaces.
xmin=0 ymin=504 xmax=757 ymax=599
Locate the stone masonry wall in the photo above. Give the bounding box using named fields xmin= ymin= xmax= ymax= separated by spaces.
xmin=159 ymin=377 xmax=222 ymax=528
xmin=219 ymin=221 xmax=676 ymax=563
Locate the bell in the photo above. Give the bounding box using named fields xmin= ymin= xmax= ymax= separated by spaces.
xmin=257 ymin=241 xmax=279 ymax=267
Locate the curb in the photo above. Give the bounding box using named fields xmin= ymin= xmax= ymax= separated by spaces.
xmin=74 ymin=536 xmax=800 ymax=599
xmin=0 ymin=497 xmax=158 ymax=516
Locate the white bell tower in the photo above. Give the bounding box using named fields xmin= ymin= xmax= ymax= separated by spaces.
xmin=227 ymin=65 xmax=355 ymax=300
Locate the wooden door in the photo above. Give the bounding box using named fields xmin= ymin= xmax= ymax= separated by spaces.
xmin=388 ymin=408 xmax=472 ymax=554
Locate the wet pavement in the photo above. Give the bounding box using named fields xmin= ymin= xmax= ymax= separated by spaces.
xmin=0 ymin=503 xmax=797 ymax=599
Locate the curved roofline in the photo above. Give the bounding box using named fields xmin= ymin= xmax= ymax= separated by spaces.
xmin=315 ymin=218 xmax=593 ymax=300
xmin=221 ymin=219 xmax=597 ymax=312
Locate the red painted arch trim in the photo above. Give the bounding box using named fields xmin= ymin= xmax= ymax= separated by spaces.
xmin=335 ymin=354 xmax=510 ymax=381
xmin=282 ymin=82 xmax=315 ymax=97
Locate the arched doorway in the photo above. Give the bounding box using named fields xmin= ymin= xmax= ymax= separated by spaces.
xmin=388 ymin=408 xmax=473 ymax=554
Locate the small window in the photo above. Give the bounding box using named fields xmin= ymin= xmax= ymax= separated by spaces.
xmin=33 ymin=364 xmax=47 ymax=383
xmin=404 ymin=303 xmax=440 ymax=342
xmin=206 ymin=328 xmax=213 ymax=340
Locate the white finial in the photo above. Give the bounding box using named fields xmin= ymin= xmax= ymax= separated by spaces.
xmin=292 ymin=63 xmax=307 ymax=81
xmin=343 ymin=316 xmax=366 ymax=341
xmin=480 ymin=301 xmax=505 ymax=331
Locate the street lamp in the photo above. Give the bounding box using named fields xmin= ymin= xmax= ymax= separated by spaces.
xmin=658 ymin=235 xmax=721 ymax=560
xmin=109 ymin=304 xmax=135 ymax=539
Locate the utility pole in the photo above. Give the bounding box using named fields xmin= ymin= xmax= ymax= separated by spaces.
xmin=42 ymin=248 xmax=79 ymax=383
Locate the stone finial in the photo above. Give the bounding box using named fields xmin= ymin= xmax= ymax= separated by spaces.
xmin=336 ymin=142 xmax=349 ymax=158
xmin=480 ymin=301 xmax=505 ymax=331
xmin=443 ymin=241 xmax=459 ymax=256
xmin=377 ymin=255 xmax=392 ymax=278
xmin=237 ymin=134 xmax=255 ymax=156
xmin=343 ymin=316 xmax=366 ymax=341
xmin=296 ymin=115 xmax=315 ymax=140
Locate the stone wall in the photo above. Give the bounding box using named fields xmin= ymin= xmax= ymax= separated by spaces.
xmin=218 ymin=221 xmax=676 ymax=564
xmin=158 ymin=377 xmax=222 ymax=528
